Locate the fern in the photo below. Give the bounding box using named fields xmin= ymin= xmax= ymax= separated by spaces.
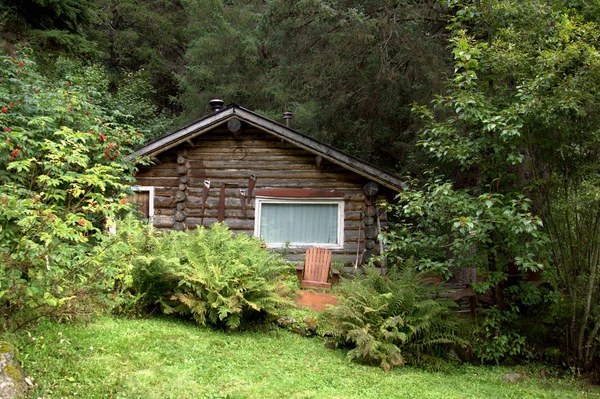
xmin=119 ymin=222 xmax=293 ymax=329
xmin=322 ymin=265 xmax=466 ymax=370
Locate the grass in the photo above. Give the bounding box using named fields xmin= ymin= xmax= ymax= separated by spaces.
xmin=5 ymin=316 xmax=600 ymax=399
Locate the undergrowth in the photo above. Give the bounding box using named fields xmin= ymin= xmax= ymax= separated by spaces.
xmin=322 ymin=264 xmax=466 ymax=370
xmin=116 ymin=222 xmax=294 ymax=330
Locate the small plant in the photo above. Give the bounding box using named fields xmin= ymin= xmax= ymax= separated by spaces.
xmin=472 ymin=305 xmax=531 ymax=364
xmin=322 ymin=264 xmax=465 ymax=371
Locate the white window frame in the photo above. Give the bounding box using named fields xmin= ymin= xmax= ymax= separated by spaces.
xmin=131 ymin=185 xmax=155 ymax=222
xmin=253 ymin=196 xmax=344 ymax=249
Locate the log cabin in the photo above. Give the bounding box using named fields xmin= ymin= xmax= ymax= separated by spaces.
xmin=127 ymin=100 xmax=406 ymax=263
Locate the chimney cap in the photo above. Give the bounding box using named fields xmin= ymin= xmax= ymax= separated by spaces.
xmin=209 ymin=98 xmax=225 ymax=113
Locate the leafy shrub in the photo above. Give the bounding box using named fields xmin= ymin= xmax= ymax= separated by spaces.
xmin=0 ymin=51 xmax=145 ymax=332
xmin=322 ymin=264 xmax=465 ymax=371
xmin=471 ymin=306 xmax=530 ymax=364
xmin=122 ymin=223 xmax=294 ymax=330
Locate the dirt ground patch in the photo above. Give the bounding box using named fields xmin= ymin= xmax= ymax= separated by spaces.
xmin=294 ymin=291 xmax=339 ymax=311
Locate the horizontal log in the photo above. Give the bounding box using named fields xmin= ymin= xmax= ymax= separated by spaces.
xmin=188 ymin=179 xmax=365 ymax=189
xmin=187 ymin=146 xmax=310 ymax=156
xmin=137 ymin=166 xmax=357 ymax=180
xmin=186 ymin=217 xmax=255 ymax=229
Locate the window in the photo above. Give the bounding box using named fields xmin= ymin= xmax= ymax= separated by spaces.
xmin=254 ymin=196 xmax=344 ymax=249
xmin=128 ymin=186 xmax=155 ymax=222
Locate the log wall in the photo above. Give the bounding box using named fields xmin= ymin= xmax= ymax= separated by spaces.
xmin=134 ymin=126 xmax=394 ymax=263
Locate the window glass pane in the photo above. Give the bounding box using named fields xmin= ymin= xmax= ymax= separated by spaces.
xmin=260 ymin=203 xmax=338 ymax=244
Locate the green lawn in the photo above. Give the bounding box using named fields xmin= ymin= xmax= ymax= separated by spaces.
xmin=8 ymin=316 xmax=600 ymax=399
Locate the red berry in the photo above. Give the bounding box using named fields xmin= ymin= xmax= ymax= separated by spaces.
xmin=106 ymin=150 xmax=110 ymax=155
xmin=77 ymin=219 xmax=86 ymax=226
xmin=108 ymin=143 xmax=114 ymax=149
xmin=3 ymin=128 xmax=10 ymax=133
xmin=8 ymin=103 xmax=13 ymax=108
xmin=18 ymin=61 xmax=24 ymax=67
xmin=66 ymin=81 xmax=71 ymax=86
xmin=9 ymin=155 xmax=14 ymax=161
xmin=33 ymin=88 xmax=39 ymax=93
xmin=120 ymin=198 xmax=127 ymax=204
xmin=1 ymin=108 xmax=7 ymax=113
xmin=10 ymin=58 xmax=15 ymax=62
xmin=11 ymin=149 xmax=19 ymax=156
xmin=104 ymin=155 xmax=109 ymax=160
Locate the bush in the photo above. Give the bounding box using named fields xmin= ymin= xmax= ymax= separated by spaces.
xmin=322 ymin=264 xmax=465 ymax=371
xmin=121 ymin=223 xmax=294 ymax=330
xmin=0 ymin=51 xmax=145 ymax=332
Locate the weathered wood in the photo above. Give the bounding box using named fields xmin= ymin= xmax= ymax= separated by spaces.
xmin=364 ymin=239 xmax=376 ymax=250
xmin=298 ymin=248 xmax=334 ymax=290
xmin=177 ymin=148 xmax=189 ymax=157
xmin=173 ymin=222 xmax=186 ymax=231
xmin=177 ymin=156 xmax=187 ymax=164
xmin=174 ymin=210 xmax=187 ymax=222
xmin=176 ymin=202 xmax=185 ymax=211
xmin=176 ymin=164 xmax=189 ymax=174
xmin=186 ymin=139 xmax=196 ymax=148
xmin=363 ymin=182 xmax=379 ymax=196
xmin=175 ymin=191 xmax=187 ymax=202
xmin=364 ymin=225 xmax=379 ymax=239
xmin=362 ymin=248 xmax=378 ymax=262
xmin=218 ymin=184 xmax=226 ymax=222
xmin=363 ymin=216 xmax=375 ymax=225
xmin=151 ymin=156 xmax=161 ymax=165
xmin=178 ymin=183 xmax=187 ymax=191
xmin=153 ymin=215 xmax=175 ymax=227
xmin=254 ymin=189 xmax=344 ymax=198
xmin=364 ymin=205 xmax=377 ymax=217
xmin=180 ymin=175 xmax=189 ymax=184
xmin=315 ymin=155 xmax=323 ymax=170
xmin=227 ymin=118 xmax=242 ymax=133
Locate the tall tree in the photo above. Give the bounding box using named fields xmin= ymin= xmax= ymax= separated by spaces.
xmin=178 ymin=0 xmax=273 ymax=118
xmin=178 ymin=0 xmax=452 ymax=171
xmin=88 ymin=0 xmax=188 ymax=109
xmin=407 ymin=0 xmax=600 ymax=370
xmin=0 ymin=0 xmax=97 ymax=56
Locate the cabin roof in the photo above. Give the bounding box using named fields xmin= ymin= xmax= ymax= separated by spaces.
xmin=128 ymin=105 xmax=407 ymax=191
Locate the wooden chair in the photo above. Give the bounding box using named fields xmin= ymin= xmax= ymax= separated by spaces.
xmin=296 ymin=247 xmax=340 ymax=290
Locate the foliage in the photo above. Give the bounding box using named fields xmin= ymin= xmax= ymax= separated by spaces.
xmin=89 ymin=0 xmax=188 ymax=110
xmin=383 ymin=177 xmax=546 ymax=283
xmin=178 ymin=0 xmax=452 ymax=170
xmin=0 ymin=50 xmax=145 ymax=332
xmin=543 ymin=177 xmax=600 ymax=371
xmin=322 ymin=265 xmax=465 ymax=371
xmin=471 ymin=306 xmax=529 ymax=364
xmin=409 ymin=0 xmax=600 ymax=372
xmin=121 ymin=223 xmax=294 ymax=330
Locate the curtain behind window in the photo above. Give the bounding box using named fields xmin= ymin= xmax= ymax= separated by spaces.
xmin=260 ymin=203 xmax=338 ymax=244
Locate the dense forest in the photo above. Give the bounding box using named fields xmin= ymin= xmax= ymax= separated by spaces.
xmin=2 ymin=0 xmax=600 ymax=376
